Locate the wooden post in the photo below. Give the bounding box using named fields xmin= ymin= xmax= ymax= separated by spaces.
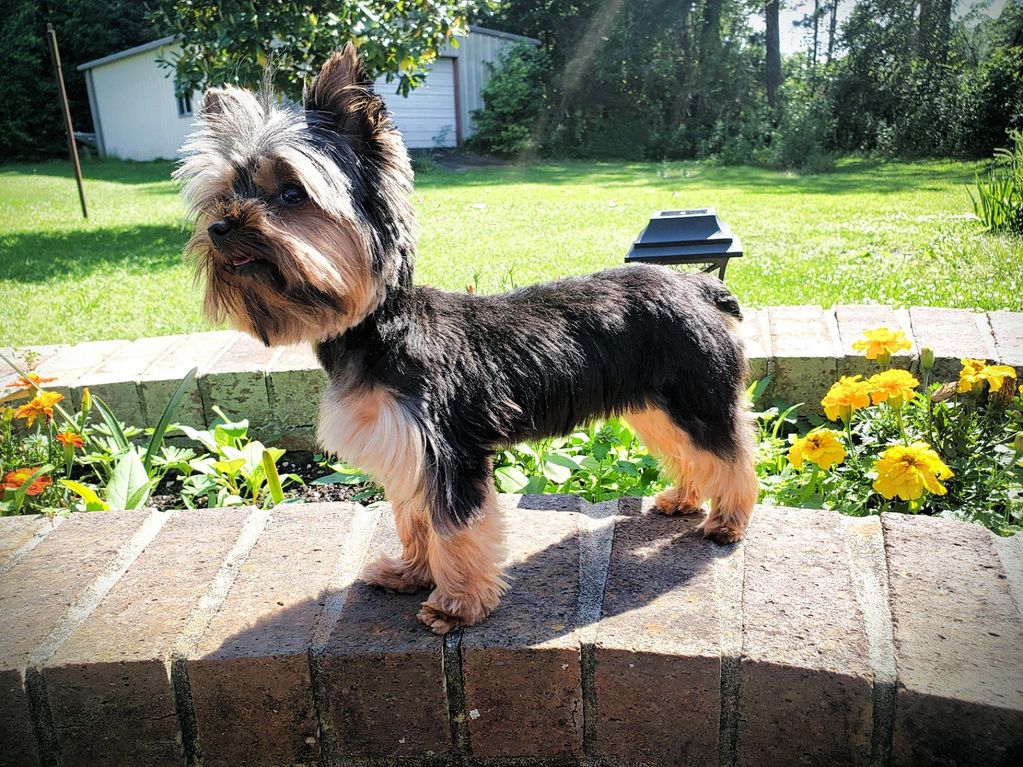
xmin=46 ymin=23 xmax=88 ymax=219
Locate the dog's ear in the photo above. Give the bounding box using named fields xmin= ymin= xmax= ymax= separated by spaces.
xmin=199 ymin=87 xmax=233 ymax=117
xmin=305 ymin=43 xmax=386 ymax=143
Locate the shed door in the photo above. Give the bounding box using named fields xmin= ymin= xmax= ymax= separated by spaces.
xmin=374 ymin=57 xmax=457 ymax=149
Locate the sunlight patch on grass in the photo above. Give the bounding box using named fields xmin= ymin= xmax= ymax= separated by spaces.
xmin=1 ymin=157 xmax=1020 ymax=346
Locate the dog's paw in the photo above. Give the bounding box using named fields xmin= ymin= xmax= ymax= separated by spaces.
xmin=363 ymin=555 xmax=432 ymax=593
xmin=416 ymin=588 xmax=495 ymax=635
xmin=701 ymin=520 xmax=745 ymax=545
xmin=653 ymin=486 xmax=703 ymax=515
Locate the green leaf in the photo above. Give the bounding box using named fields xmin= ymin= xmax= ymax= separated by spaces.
xmin=106 ymin=449 xmax=152 ymax=510
xmin=213 ymin=458 xmax=245 ymax=477
xmin=59 ymin=480 xmax=109 ymax=511
xmin=144 ymin=367 xmax=196 ymax=473
xmin=262 ymin=449 xmax=285 ymax=505
xmin=178 ymin=424 xmax=218 ymax=452
xmin=92 ymin=395 xmax=129 ymax=454
xmin=494 ymin=465 xmax=530 ymax=493
xmin=543 ymin=454 xmax=576 ymax=484
xmin=313 ymin=472 xmax=369 ymax=485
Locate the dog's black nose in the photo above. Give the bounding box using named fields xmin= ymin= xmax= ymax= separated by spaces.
xmin=207 ymin=219 xmax=232 ymax=245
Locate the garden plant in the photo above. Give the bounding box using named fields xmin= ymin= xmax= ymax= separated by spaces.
xmin=2 ymin=330 xmax=1020 ymax=536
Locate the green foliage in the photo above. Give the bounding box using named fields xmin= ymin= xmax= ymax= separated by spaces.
xmin=754 ymin=364 xmax=1023 ymax=537
xmin=3 ymin=157 xmax=1021 ymax=347
xmin=0 ymin=351 xmax=196 ymax=514
xmin=150 ymin=0 xmax=495 ymax=99
xmin=970 ymin=130 xmax=1023 ymax=234
xmin=492 ymin=420 xmax=665 ymax=502
xmin=177 ymin=407 xmax=300 ymax=508
xmin=0 ymin=0 xmax=156 ymax=160
xmin=468 ymin=43 xmax=548 ymax=156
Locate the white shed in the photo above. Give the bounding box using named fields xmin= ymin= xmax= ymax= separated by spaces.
xmin=77 ymin=26 xmax=537 ymax=161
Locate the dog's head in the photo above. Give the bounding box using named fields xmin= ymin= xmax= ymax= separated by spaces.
xmin=175 ymin=45 xmax=416 ymax=345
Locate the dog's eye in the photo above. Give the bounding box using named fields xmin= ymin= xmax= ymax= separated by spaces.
xmin=279 ymin=184 xmax=307 ymax=207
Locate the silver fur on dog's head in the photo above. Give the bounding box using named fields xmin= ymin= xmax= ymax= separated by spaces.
xmin=175 ymin=45 xmax=417 ymax=346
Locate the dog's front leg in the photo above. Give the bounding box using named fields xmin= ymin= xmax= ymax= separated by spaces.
xmin=363 ymin=495 xmax=434 ymax=593
xmin=416 ymin=480 xmax=507 ymax=635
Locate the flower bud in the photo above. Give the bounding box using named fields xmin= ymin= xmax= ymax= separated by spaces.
xmin=920 ymin=347 xmax=935 ymax=372
xmin=1014 ymin=432 xmax=1023 ymax=456
xmin=81 ymin=387 xmax=92 ymax=411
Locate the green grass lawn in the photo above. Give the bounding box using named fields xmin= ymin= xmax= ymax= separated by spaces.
xmin=1 ymin=157 xmax=1020 ymax=346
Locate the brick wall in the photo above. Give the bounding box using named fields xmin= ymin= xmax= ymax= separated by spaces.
xmin=3 ymin=306 xmax=1021 ymax=447
xmin=1 ymin=497 xmax=1021 ymax=766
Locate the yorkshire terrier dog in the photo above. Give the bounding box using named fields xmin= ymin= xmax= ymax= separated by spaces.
xmin=177 ymin=46 xmax=758 ymax=634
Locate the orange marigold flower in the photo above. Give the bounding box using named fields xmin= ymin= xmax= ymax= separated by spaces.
xmin=821 ymin=375 xmax=873 ymax=422
xmin=14 ymin=390 xmax=63 ymax=427
xmin=4 ymin=372 xmax=57 ymax=390
xmin=55 ymin=430 xmax=85 ymax=449
xmin=957 ymin=359 xmax=1017 ymax=394
xmin=868 ymin=369 xmax=919 ymax=408
xmin=851 ymin=327 xmax=912 ymax=360
xmin=1 ymin=467 xmax=52 ymax=496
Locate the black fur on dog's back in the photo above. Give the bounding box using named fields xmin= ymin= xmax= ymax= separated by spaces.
xmin=317 ymin=263 xmax=747 ymax=528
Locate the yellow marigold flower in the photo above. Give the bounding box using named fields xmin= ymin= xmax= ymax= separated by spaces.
xmin=957 ymin=359 xmax=1017 ymax=393
xmin=873 ymin=442 xmax=953 ymax=501
xmin=851 ymin=327 xmax=912 ymax=360
xmin=821 ymin=375 xmax=873 ymax=422
xmin=788 ymin=429 xmax=846 ymax=470
xmin=14 ymin=390 xmax=63 ymax=427
xmin=55 ymin=430 xmax=84 ymax=449
xmin=868 ymin=369 xmax=919 ymax=407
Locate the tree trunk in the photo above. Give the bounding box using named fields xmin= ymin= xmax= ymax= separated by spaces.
xmin=811 ymin=0 xmax=820 ymax=69
xmin=827 ymin=0 xmax=838 ymax=63
xmin=765 ymin=0 xmax=781 ymax=106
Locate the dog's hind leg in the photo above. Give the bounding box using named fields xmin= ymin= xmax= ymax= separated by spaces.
xmin=625 ymin=406 xmax=758 ymax=544
xmin=416 ymin=479 xmax=507 ymax=635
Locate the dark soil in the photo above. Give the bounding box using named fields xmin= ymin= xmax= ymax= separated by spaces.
xmin=146 ymin=451 xmax=382 ymax=511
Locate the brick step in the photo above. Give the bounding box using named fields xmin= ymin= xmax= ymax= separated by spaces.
xmin=1 ymin=498 xmax=1020 ymax=767
xmin=3 ymin=306 xmax=1021 ymax=446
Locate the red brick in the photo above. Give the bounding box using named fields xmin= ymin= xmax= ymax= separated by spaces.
xmin=883 ymin=513 xmax=1023 ymax=766
xmin=186 ymin=503 xmax=365 ymax=767
xmin=77 ymin=336 xmax=180 ymax=426
xmin=987 ymin=310 xmax=1023 ymax=372
xmin=319 ymin=507 xmax=450 ymax=760
xmin=42 ymin=508 xmax=251 ymax=767
xmin=739 ymin=506 xmax=873 ymax=767
xmin=594 ymin=499 xmax=723 ymax=766
xmin=0 ymin=515 xmax=54 ymax=572
xmin=909 ymin=307 xmax=998 ymax=379
xmin=0 ymin=668 xmax=39 ymax=767
xmin=266 ymin=343 xmax=326 ymax=428
xmin=767 ymin=306 xmax=842 ymax=412
xmin=199 ymin=333 xmax=274 ymax=428
xmin=41 ymin=339 xmax=130 ymax=408
xmin=0 ymin=511 xmax=153 ymax=767
xmin=739 ymin=308 xmax=772 ymax=382
xmin=461 ymin=495 xmax=583 ymax=761
xmin=139 ymin=331 xmax=236 ymax=429
xmin=835 ymin=304 xmax=916 ymax=377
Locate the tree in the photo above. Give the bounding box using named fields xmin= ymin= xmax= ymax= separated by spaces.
xmin=150 ymin=1 xmax=496 ymax=100
xmin=765 ymin=0 xmax=781 ymax=106
xmin=0 ymin=0 xmax=155 ymax=160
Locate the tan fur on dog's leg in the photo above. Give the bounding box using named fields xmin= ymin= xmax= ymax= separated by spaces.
xmin=626 ymin=406 xmax=757 ymax=542
xmin=363 ymin=496 xmax=434 ymax=592
xmin=417 ymin=483 xmax=507 ymax=634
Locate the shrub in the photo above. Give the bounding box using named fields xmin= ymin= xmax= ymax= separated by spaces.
xmin=468 ymin=43 xmax=548 ymax=156
xmin=970 ymin=129 xmax=1023 ymax=234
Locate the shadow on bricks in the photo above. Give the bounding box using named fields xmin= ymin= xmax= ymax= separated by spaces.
xmin=185 ymin=495 xmax=729 ymax=767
